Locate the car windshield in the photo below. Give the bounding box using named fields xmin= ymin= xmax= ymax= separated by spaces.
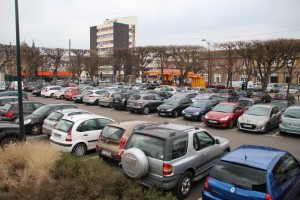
xmin=101 ymin=126 xmax=126 ymax=140
xmin=113 ymin=93 xmax=122 ymax=98
xmin=47 ymin=112 xmax=64 ymax=121
xmin=191 ymin=101 xmax=208 ymax=108
xmin=210 ymin=161 xmax=267 ymax=193
xmin=164 ymin=98 xmax=181 ymax=105
xmin=283 ymin=108 xmax=300 ymax=119
xmin=2 ymin=104 xmax=13 ymax=112
xmin=246 ymin=106 xmax=270 ymax=116
xmin=129 ymin=95 xmax=141 ymax=100
xmin=212 ymin=104 xmax=235 ymax=113
xmin=238 ymin=100 xmax=252 ymax=107
xmin=32 ymin=106 xmax=51 ymax=116
xmin=55 ymin=119 xmax=74 ymax=133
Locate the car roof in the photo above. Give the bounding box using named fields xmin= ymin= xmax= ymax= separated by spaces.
xmin=62 ymin=114 xmax=112 ymax=122
xmin=218 ymin=102 xmax=238 ymax=106
xmin=53 ymin=108 xmax=92 ymax=114
xmin=107 ymin=120 xmax=154 ymax=129
xmin=0 ymin=96 xmax=19 ymax=99
xmin=221 ymin=145 xmax=285 ymax=170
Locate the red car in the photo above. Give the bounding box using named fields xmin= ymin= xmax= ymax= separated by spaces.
xmin=204 ymin=102 xmax=245 ymax=128
xmin=64 ymin=87 xmax=82 ymax=100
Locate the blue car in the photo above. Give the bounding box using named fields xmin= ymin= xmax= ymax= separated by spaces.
xmin=202 ymin=145 xmax=300 ymax=200
xmin=182 ymin=100 xmax=214 ymax=121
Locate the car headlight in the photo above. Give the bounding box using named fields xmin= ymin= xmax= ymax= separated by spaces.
xmin=193 ymin=112 xmax=200 ymax=115
xmin=166 ymin=109 xmax=173 ymax=112
xmin=24 ymin=119 xmax=32 ymax=125
xmin=182 ymin=110 xmax=185 ymax=114
xmin=204 ymin=115 xmax=209 ymax=119
xmin=220 ymin=116 xmax=229 ymax=121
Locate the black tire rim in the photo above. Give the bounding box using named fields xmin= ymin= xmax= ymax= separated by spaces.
xmin=73 ymin=144 xmax=86 ymax=157
xmin=173 ymin=111 xmax=178 ymax=118
xmin=32 ymin=124 xmax=41 ymax=135
xmin=143 ymin=107 xmax=149 ymax=115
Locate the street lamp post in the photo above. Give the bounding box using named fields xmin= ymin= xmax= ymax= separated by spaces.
xmin=202 ymin=39 xmax=211 ymax=87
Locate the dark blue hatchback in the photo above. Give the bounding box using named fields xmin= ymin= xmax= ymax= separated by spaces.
xmin=202 ymin=145 xmax=300 ymax=200
xmin=182 ymin=100 xmax=214 ymax=121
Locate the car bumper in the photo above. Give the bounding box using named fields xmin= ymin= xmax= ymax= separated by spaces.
xmin=137 ymin=173 xmax=180 ymax=190
xmin=99 ymin=101 xmax=110 ymax=106
xmin=238 ymin=122 xmax=267 ymax=132
xmin=42 ymin=125 xmax=53 ymax=136
xmin=204 ymin=119 xmax=229 ymax=128
xmin=49 ymin=138 xmax=73 ymax=152
xmin=158 ymin=111 xmax=173 ymax=116
xmin=182 ymin=113 xmax=200 ymax=120
xmin=96 ymin=144 xmax=120 ymax=160
xmin=279 ymin=124 xmax=300 ymax=135
xmin=127 ymin=106 xmax=143 ymax=112
xmin=83 ymin=99 xmax=97 ymax=104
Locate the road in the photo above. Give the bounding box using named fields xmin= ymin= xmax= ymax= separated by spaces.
xmin=27 ymin=94 xmax=300 ymax=200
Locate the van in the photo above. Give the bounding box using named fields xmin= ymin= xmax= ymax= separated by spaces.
xmin=0 ymin=81 xmax=6 ymax=91
xmin=9 ymin=81 xmax=24 ymax=91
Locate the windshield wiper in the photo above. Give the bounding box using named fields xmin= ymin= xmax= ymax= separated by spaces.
xmin=283 ymin=115 xmax=297 ymax=118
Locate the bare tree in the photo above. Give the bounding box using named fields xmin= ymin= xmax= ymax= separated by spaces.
xmin=0 ymin=44 xmax=16 ymax=72
xmin=71 ymin=49 xmax=88 ymax=82
xmin=134 ymin=46 xmax=154 ymax=82
xmin=43 ymin=48 xmax=66 ymax=84
xmin=152 ymin=46 xmax=170 ymax=84
xmin=84 ymin=50 xmax=109 ymax=82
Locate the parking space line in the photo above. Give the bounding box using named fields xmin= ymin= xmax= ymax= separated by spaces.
xmin=273 ymin=131 xmax=280 ymax=136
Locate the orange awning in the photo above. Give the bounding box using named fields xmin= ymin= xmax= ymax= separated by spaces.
xmin=21 ymin=71 xmax=72 ymax=77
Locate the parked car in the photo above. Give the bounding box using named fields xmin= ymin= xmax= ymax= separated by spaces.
xmin=24 ymin=82 xmax=38 ymax=92
xmin=182 ymin=100 xmax=215 ymax=121
xmin=0 ymin=91 xmax=28 ymax=100
xmin=266 ymin=83 xmax=284 ymax=93
xmin=0 ymin=81 xmax=6 ymax=91
xmin=170 ymin=92 xmax=198 ymax=99
xmin=0 ymin=123 xmax=22 ymax=149
xmin=120 ymin=123 xmax=230 ymax=199
xmin=50 ymin=114 xmax=113 ymax=157
xmin=236 ymin=89 xmax=253 ymax=98
xmin=251 ymin=91 xmax=272 ymax=103
xmin=98 ymin=92 xmax=116 ymax=107
xmin=147 ymin=90 xmax=173 ymax=100
xmin=42 ymin=108 xmax=94 ymax=136
xmin=83 ymin=89 xmax=106 ymax=105
xmin=192 ymin=93 xmax=221 ymax=104
xmin=157 ymin=97 xmax=192 ymax=118
xmin=217 ymin=95 xmax=238 ymax=103
xmin=238 ymin=104 xmax=282 ymax=133
xmin=202 ymin=145 xmax=300 ymax=200
xmin=41 ymin=86 xmax=62 ymax=98
xmin=31 ymin=83 xmax=50 ymax=96
xmin=191 ymin=87 xmax=205 ymax=94
xmin=9 ymin=81 xmax=24 ymax=91
xmin=72 ymin=90 xmax=89 ymax=103
xmin=204 ymin=102 xmax=246 ymax=128
xmin=64 ymin=87 xmax=82 ymax=100
xmin=0 ymin=96 xmax=20 ymax=109
xmin=96 ymin=121 xmax=156 ymax=160
xmin=15 ymin=103 xmax=78 ymax=135
xmin=0 ymin=101 xmax=44 ymax=121
xmin=237 ymin=97 xmax=263 ymax=109
xmin=53 ymin=87 xmax=69 ymax=99
xmin=127 ymin=93 xmax=164 ymax=115
xmin=219 ymin=89 xmax=237 ymax=97
xmin=273 ymin=92 xmax=295 ymax=104
xmin=205 ymin=88 xmax=219 ymax=93
xmin=279 ymin=86 xmax=299 ymax=94
xmin=111 ymin=92 xmax=132 ymax=110
xmin=279 ymin=106 xmax=300 ymax=135
xmin=269 ymin=100 xmax=292 ymax=112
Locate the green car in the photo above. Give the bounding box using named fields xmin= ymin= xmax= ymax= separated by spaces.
xmin=279 ymin=106 xmax=300 ymax=135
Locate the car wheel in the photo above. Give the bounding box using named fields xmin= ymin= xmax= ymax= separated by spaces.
xmin=172 ymin=110 xmax=178 ymax=118
xmin=60 ymin=95 xmax=64 ymax=99
xmin=31 ymin=124 xmax=42 ymax=135
xmin=121 ymin=148 xmax=149 ymax=179
xmin=72 ymin=143 xmax=87 ymax=157
xmin=1 ymin=136 xmax=18 ymax=150
xmin=94 ymin=100 xmax=99 ymax=106
xmin=142 ymin=106 xmax=150 ymax=115
xmin=264 ymin=123 xmax=270 ymax=133
xmin=228 ymin=120 xmax=234 ymax=129
xmin=173 ymin=171 xmax=193 ymax=199
xmin=279 ymin=130 xmax=285 ymax=135
xmin=50 ymin=93 xmax=54 ymax=98
xmin=109 ymin=102 xmax=113 ymax=108
xmin=199 ymin=114 xmax=205 ymax=122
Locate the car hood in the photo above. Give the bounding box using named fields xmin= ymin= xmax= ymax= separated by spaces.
xmin=206 ymin=111 xmax=232 ymax=119
xmin=159 ymin=104 xmax=177 ymax=110
xmin=239 ymin=114 xmax=269 ymax=124
xmin=184 ymin=106 xmax=205 ymax=113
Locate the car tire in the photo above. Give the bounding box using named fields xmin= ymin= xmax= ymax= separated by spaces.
xmin=142 ymin=106 xmax=150 ymax=115
xmin=228 ymin=120 xmax=235 ymax=129
xmin=173 ymin=171 xmax=193 ymax=199
xmin=94 ymin=100 xmax=99 ymax=106
xmin=60 ymin=95 xmax=64 ymax=99
xmin=50 ymin=93 xmax=54 ymax=98
xmin=31 ymin=123 xmax=42 ymax=135
xmin=121 ymin=148 xmax=149 ymax=179
xmin=279 ymin=130 xmax=285 ymax=135
xmin=0 ymin=136 xmax=18 ymax=150
xmin=109 ymin=102 xmax=113 ymax=108
xmin=72 ymin=143 xmax=87 ymax=157
xmin=199 ymin=114 xmax=205 ymax=122
xmin=173 ymin=110 xmax=178 ymax=118
xmin=264 ymin=123 xmax=270 ymax=133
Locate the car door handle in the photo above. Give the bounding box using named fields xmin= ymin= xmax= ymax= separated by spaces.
xmin=83 ymin=134 xmax=88 ymax=136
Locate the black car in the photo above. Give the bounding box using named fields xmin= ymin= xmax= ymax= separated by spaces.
xmin=147 ymin=90 xmax=173 ymax=100
xmin=112 ymin=92 xmax=132 ymax=110
xmin=157 ymin=97 xmax=192 ymax=118
xmin=15 ymin=104 xmax=78 ymax=135
xmin=127 ymin=93 xmax=164 ymax=115
xmin=0 ymin=123 xmax=21 ymax=149
xmin=72 ymin=90 xmax=90 ymax=103
xmin=32 ymin=83 xmax=49 ymax=96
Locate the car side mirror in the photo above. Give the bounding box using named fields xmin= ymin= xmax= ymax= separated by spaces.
xmin=215 ymin=139 xmax=220 ymax=144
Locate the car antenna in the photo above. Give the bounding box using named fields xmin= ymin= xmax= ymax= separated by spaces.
xmin=116 ymin=119 xmax=120 ymax=124
xmin=243 ymin=145 xmax=248 ymax=161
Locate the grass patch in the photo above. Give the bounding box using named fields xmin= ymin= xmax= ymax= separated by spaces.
xmin=0 ymin=142 xmax=176 ymax=200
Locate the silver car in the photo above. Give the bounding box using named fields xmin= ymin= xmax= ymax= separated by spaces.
xmin=279 ymin=106 xmax=300 ymax=135
xmin=82 ymin=89 xmax=105 ymax=105
xmin=42 ymin=108 xmax=94 ymax=136
xmin=238 ymin=104 xmax=282 ymax=133
xmin=53 ymin=87 xmax=69 ymax=99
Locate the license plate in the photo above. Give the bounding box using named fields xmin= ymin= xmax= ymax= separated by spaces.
xmin=243 ymin=124 xmax=252 ymax=128
xmin=54 ymin=133 xmax=61 ymax=138
xmin=288 ymin=123 xmax=299 ymax=127
xmin=101 ymin=150 xmax=111 ymax=157
xmin=160 ymin=113 xmax=166 ymax=116
xmin=185 ymin=114 xmax=191 ymax=117
xmin=77 ymin=97 xmax=80 ymax=99
xmin=129 ymin=103 xmax=134 ymax=106
xmin=209 ymin=120 xmax=217 ymax=124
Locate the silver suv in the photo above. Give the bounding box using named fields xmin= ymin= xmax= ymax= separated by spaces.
xmin=120 ymin=123 xmax=230 ymax=199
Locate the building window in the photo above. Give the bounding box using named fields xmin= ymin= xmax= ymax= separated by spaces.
xmin=270 ymin=73 xmax=278 ymax=83
xmin=285 ymin=74 xmax=290 ymax=83
xmin=240 ymin=75 xmax=248 ymax=82
xmin=214 ymin=74 xmax=221 ymax=83
xmin=256 ymin=75 xmax=261 ymax=83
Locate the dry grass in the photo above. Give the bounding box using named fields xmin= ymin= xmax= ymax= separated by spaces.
xmin=0 ymin=141 xmax=61 ymax=197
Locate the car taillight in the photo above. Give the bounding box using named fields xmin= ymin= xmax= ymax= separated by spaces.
xmin=118 ymin=150 xmax=124 ymax=159
xmin=98 ymin=134 xmax=102 ymax=142
xmin=5 ymin=112 xmax=14 ymax=118
xmin=204 ymin=177 xmax=211 ymax=192
xmin=265 ymin=193 xmax=272 ymax=200
xmin=163 ymin=163 xmax=172 ymax=175
xmin=45 ymin=89 xmax=49 ymax=92
xmin=66 ymin=130 xmax=72 ymax=142
xmin=279 ymin=117 xmax=282 ymax=124
xmin=138 ymin=101 xmax=143 ymax=105
xmin=119 ymin=137 xmax=127 ymax=149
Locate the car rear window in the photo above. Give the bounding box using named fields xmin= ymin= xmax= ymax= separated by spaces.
xmin=125 ymin=134 xmax=165 ymax=160
xmin=283 ymin=108 xmax=300 ymax=119
xmin=47 ymin=112 xmax=64 ymax=121
xmin=55 ymin=119 xmax=74 ymax=133
xmin=2 ymin=104 xmax=13 ymax=111
xmin=101 ymin=126 xmax=126 ymax=140
xmin=210 ymin=161 xmax=267 ymax=193
xmin=129 ymin=95 xmax=141 ymax=100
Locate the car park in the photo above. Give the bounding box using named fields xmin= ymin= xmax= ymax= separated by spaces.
xmin=0 ymin=91 xmax=28 ymax=100
xmin=64 ymin=87 xmax=82 ymax=100
xmin=96 ymin=120 xmax=156 ymax=160
xmin=269 ymin=100 xmax=291 ymax=112
xmin=111 ymin=92 xmax=132 ymax=110
xmin=251 ymin=91 xmax=272 ymax=103
xmin=204 ymin=102 xmax=245 ymax=128
xmin=127 ymin=93 xmax=164 ymax=115
xmin=237 ymin=97 xmax=263 ymax=109
xmin=16 ymin=103 xmax=78 ymax=135
xmin=42 ymin=108 xmax=94 ymax=136
xmin=120 ymin=122 xmax=230 ymax=199
xmin=0 ymin=123 xmax=22 ymax=149
xmin=238 ymin=104 xmax=281 ymax=133
xmin=0 ymin=101 xmax=44 ymax=121
xmin=182 ymin=100 xmax=214 ymax=121
xmin=202 ymin=145 xmax=300 ymax=200
xmin=273 ymin=92 xmax=295 ymax=104
xmin=279 ymin=106 xmax=300 ymax=135
xmin=50 ymin=114 xmax=113 ymax=157
xmin=41 ymin=86 xmax=62 ymax=98
xmin=157 ymin=97 xmax=192 ymax=118
xmin=83 ymin=89 xmax=106 ymax=105
xmin=31 ymin=82 xmax=50 ymax=96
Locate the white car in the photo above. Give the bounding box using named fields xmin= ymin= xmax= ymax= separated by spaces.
xmin=42 ymin=108 xmax=94 ymax=136
xmin=49 ymin=114 xmax=114 ymax=156
xmin=9 ymin=81 xmax=24 ymax=91
xmin=41 ymin=86 xmax=62 ymax=97
xmin=82 ymin=89 xmax=105 ymax=105
xmin=279 ymin=86 xmax=299 ymax=94
xmin=53 ymin=87 xmax=69 ymax=99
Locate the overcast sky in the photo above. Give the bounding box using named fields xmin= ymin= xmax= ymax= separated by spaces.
xmin=1 ymin=0 xmax=300 ymax=49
